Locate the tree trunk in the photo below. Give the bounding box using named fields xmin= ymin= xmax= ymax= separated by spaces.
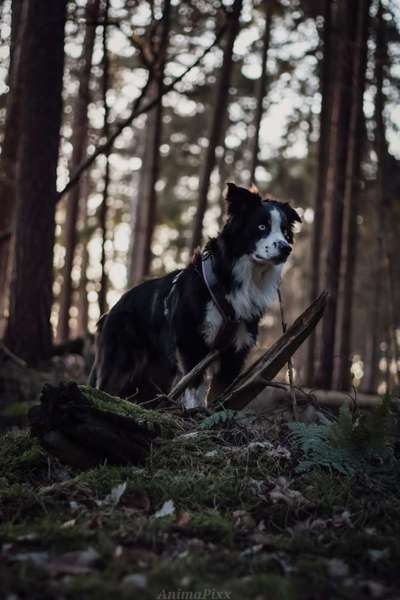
xmin=335 ymin=0 xmax=370 ymax=391
xmin=98 ymin=0 xmax=111 ymax=315
xmin=57 ymin=0 xmax=100 ymax=342
xmin=0 ymin=0 xmax=27 ymax=332
xmin=128 ymin=0 xmax=171 ymax=286
xmin=77 ymin=174 xmax=91 ymax=337
xmin=5 ymin=0 xmax=67 ymax=365
xmin=305 ymin=0 xmax=332 ymax=385
xmin=373 ymin=0 xmax=399 ymax=391
xmin=190 ymin=0 xmax=242 ymax=254
xmin=248 ymin=4 xmax=271 ymax=185
xmin=315 ymin=0 xmax=359 ymax=389
xmin=363 ymin=281 xmax=381 ymax=394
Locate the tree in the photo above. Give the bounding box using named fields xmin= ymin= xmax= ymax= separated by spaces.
xmin=315 ymin=0 xmax=360 ymax=389
xmin=0 ymin=0 xmax=26 ymax=331
xmin=128 ymin=0 xmax=172 ymax=286
xmin=5 ymin=0 xmax=67 ymax=365
xmin=248 ymin=3 xmax=272 ymax=185
xmin=57 ymin=0 xmax=100 ymax=342
xmin=305 ymin=0 xmax=332 ymax=385
xmin=190 ymin=0 xmax=243 ymax=254
xmin=335 ymin=0 xmax=370 ymax=390
xmin=98 ymin=0 xmax=111 ymax=315
xmin=370 ymin=0 xmax=399 ymax=391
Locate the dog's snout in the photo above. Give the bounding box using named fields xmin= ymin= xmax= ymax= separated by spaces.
xmin=276 ymin=241 xmax=291 ymax=258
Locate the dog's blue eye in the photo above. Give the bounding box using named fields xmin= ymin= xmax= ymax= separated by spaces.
xmin=258 ymin=224 xmax=266 ymax=231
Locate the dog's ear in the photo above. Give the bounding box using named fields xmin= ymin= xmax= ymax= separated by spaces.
xmin=281 ymin=202 xmax=302 ymax=225
xmin=225 ymin=183 xmax=261 ymax=216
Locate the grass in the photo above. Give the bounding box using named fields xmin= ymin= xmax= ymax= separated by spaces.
xmin=1 ymin=401 xmax=400 ymax=599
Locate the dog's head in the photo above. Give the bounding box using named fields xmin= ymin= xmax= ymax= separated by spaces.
xmin=221 ymin=183 xmax=301 ymax=265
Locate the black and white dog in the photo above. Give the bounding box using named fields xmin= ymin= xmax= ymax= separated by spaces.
xmin=89 ymin=184 xmax=301 ymax=408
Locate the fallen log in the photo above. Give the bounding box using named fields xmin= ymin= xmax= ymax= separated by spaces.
xmin=29 ymin=382 xmax=185 ymax=469
xmin=247 ymin=385 xmax=400 ymax=416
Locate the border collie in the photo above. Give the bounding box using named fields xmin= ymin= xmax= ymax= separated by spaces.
xmin=89 ymin=184 xmax=301 ymax=408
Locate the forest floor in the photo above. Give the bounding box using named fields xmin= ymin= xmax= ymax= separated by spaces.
xmin=1 ymin=395 xmax=400 ymax=600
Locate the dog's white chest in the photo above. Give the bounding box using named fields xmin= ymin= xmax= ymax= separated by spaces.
xmin=201 ymin=257 xmax=282 ymax=350
xmin=228 ymin=257 xmax=282 ymax=321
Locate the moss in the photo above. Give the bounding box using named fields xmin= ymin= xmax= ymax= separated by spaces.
xmin=0 ymin=430 xmax=49 ymax=483
xmin=187 ymin=511 xmax=235 ymax=545
xmin=79 ymin=385 xmax=185 ymax=437
xmin=78 ymin=464 xmax=254 ymax=512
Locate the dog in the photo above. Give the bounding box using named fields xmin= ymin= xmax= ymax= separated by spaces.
xmin=89 ymin=183 xmax=301 ymax=408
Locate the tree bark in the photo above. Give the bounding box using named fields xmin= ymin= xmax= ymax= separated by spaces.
xmin=0 ymin=0 xmax=27 ymax=332
xmin=98 ymin=0 xmax=111 ymax=315
xmin=315 ymin=0 xmax=359 ymax=389
xmin=305 ymin=0 xmax=332 ymax=385
xmin=335 ymin=0 xmax=370 ymax=391
xmin=248 ymin=4 xmax=271 ymax=185
xmin=77 ymin=174 xmax=91 ymax=337
xmin=128 ymin=0 xmax=171 ymax=286
xmin=373 ymin=1 xmax=399 ymax=391
xmin=57 ymin=0 xmax=100 ymax=342
xmin=190 ymin=0 xmax=242 ymax=254
xmin=5 ymin=0 xmax=67 ymax=365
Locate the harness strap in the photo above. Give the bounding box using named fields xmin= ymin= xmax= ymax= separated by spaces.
xmin=201 ymin=253 xmax=240 ymax=349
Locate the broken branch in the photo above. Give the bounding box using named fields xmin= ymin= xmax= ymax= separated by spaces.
xmin=220 ymin=292 xmax=328 ymax=411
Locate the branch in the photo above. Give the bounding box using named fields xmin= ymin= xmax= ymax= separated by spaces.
xmin=56 ymin=24 xmax=227 ymax=203
xmin=220 ymin=292 xmax=328 ymax=411
xmin=0 ymin=341 xmax=27 ymax=368
xmin=277 ymin=287 xmax=298 ymax=419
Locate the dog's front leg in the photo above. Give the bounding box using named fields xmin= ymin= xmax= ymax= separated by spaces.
xmin=175 ymin=347 xmax=208 ymax=411
xmin=207 ymin=348 xmax=248 ymax=405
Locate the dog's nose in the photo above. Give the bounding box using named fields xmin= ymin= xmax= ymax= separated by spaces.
xmin=277 ymin=241 xmax=291 ymax=258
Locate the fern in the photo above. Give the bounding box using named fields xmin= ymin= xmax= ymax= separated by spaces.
xmin=289 ymin=397 xmax=397 ymax=476
xmin=199 ymin=409 xmax=238 ymax=430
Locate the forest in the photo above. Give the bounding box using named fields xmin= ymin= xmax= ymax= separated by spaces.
xmin=0 ymin=0 xmax=400 ymax=598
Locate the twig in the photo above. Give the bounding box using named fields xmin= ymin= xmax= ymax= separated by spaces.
xmin=56 ymin=23 xmax=227 ymax=203
xmin=277 ymin=287 xmax=298 ymax=420
xmin=0 ymin=341 xmax=27 ymax=368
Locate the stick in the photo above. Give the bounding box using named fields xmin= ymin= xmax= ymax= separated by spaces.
xmin=0 ymin=341 xmax=27 ymax=368
xmin=220 ymin=292 xmax=328 ymax=411
xmin=277 ymin=287 xmax=298 ymax=420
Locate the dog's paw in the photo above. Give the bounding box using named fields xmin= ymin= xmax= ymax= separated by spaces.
xmin=181 ymin=383 xmax=207 ymax=411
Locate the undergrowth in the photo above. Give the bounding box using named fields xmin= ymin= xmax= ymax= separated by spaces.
xmin=1 ymin=395 xmax=400 ymax=599
xmin=289 ymin=397 xmax=399 ymax=477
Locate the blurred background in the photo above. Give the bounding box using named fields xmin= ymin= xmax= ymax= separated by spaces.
xmin=0 ymin=0 xmax=399 ymax=409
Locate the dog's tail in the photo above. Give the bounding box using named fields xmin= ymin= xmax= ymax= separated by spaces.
xmin=88 ymin=311 xmax=147 ymax=398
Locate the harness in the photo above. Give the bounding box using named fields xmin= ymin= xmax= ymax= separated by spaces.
xmin=164 ymin=254 xmax=240 ymax=351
